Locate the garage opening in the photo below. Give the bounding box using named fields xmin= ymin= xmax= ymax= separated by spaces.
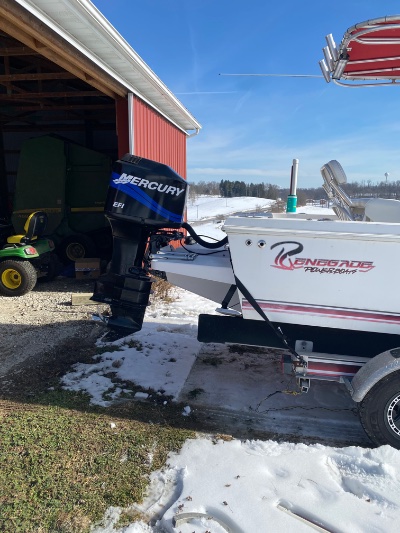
xmin=0 ymin=29 xmax=120 ymax=261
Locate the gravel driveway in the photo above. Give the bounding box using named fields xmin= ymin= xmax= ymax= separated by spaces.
xmin=0 ymin=277 xmax=109 ymax=395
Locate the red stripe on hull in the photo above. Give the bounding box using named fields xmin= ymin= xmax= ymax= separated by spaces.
xmin=242 ymin=300 xmax=400 ymax=325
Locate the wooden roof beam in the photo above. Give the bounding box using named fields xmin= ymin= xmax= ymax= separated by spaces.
xmin=0 ymin=1 xmax=127 ymax=100
xmin=0 ymin=90 xmax=104 ymax=99
xmin=0 ymin=72 xmax=77 ymax=82
xmin=2 ymin=123 xmax=116 ymax=132
xmin=11 ymin=103 xmax=115 ymax=111
xmin=0 ymin=46 xmax=40 ymax=56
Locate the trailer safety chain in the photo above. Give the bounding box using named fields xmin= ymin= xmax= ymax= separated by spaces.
xmin=233 ymin=275 xmax=306 ymax=366
xmin=251 ymin=377 xmax=303 ymax=412
xmin=252 ymin=391 xmax=295 ymax=412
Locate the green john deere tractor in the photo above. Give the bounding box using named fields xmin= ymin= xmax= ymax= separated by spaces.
xmin=0 ymin=211 xmax=58 ymax=296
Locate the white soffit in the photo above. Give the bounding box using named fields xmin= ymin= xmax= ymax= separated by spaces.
xmin=14 ymin=0 xmax=201 ymax=133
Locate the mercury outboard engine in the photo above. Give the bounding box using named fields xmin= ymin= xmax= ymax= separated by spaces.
xmin=91 ymin=154 xmax=188 ymax=334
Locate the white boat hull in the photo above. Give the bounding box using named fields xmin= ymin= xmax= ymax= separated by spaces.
xmin=225 ymin=216 xmax=400 ymax=335
xmin=151 ymin=215 xmax=400 ymax=336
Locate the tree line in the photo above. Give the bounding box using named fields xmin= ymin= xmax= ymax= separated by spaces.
xmin=189 ymin=180 xmax=281 ymax=200
xmin=341 ymin=180 xmax=400 ymax=199
xmin=188 ymin=178 xmax=400 ymax=204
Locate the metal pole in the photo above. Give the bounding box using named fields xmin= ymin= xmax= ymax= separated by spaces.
xmin=287 ymin=159 xmax=299 ymax=213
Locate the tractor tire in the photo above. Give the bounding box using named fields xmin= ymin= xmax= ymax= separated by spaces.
xmin=58 ymin=234 xmax=97 ymax=264
xmin=0 ymin=259 xmax=37 ymax=296
xmin=359 ymin=370 xmax=400 ymax=449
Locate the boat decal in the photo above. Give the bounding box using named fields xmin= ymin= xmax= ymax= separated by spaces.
xmin=109 ymin=172 xmax=183 ymax=223
xmin=271 ymin=241 xmax=304 ymax=270
xmin=270 ymin=240 xmax=374 ymax=273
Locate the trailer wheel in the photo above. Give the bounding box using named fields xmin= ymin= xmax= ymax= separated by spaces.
xmin=0 ymin=259 xmax=37 ymax=296
xmin=58 ymin=234 xmax=97 ymax=264
xmin=359 ymin=370 xmax=400 ymax=449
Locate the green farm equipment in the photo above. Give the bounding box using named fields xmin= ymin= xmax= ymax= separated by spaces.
xmin=0 ymin=211 xmax=57 ymax=296
xmin=11 ymin=135 xmax=112 ymax=264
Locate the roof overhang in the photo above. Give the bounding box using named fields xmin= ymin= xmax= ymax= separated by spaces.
xmin=0 ymin=0 xmax=201 ymax=134
xmin=319 ymin=15 xmax=400 ymax=87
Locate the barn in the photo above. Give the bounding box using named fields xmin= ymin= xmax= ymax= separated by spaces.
xmin=0 ymin=0 xmax=201 ymax=260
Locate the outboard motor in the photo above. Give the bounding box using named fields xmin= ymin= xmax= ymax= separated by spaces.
xmin=91 ymin=154 xmax=188 ymax=334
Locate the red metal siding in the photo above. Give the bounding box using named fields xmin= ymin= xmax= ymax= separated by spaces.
xmin=115 ymin=96 xmax=187 ymax=179
xmin=134 ymin=98 xmax=187 ymax=178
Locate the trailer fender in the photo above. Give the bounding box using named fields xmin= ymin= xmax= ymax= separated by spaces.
xmin=351 ymin=348 xmax=400 ymax=403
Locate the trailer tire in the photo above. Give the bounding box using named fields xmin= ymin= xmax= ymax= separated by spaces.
xmin=359 ymin=370 xmax=400 ymax=449
xmin=0 ymin=259 xmax=37 ymax=296
xmin=58 ymin=234 xmax=97 ymax=264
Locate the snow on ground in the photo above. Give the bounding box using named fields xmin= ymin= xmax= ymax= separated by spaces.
xmin=68 ymin=285 xmax=400 ymax=533
xmin=62 ymin=200 xmax=400 ymax=532
xmin=92 ymin=427 xmax=400 ymax=533
xmin=123 ymin=439 xmax=400 ymax=533
xmin=295 ymin=204 xmax=335 ymax=216
xmin=62 ymin=290 xmax=217 ymax=406
xmin=186 ymin=195 xmax=275 ymax=222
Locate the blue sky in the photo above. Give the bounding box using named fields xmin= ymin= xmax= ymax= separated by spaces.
xmin=92 ymin=0 xmax=400 ymax=188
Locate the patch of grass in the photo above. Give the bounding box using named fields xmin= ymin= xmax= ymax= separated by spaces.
xmin=116 ymin=508 xmax=148 ymax=528
xmin=213 ymin=433 xmax=234 ymax=442
xmin=151 ymin=279 xmax=175 ymax=302
xmin=228 ymin=344 xmax=267 ymax=355
xmin=102 ymin=383 xmax=120 ymax=402
xmin=187 ymin=388 xmax=205 ymax=399
xmin=124 ymin=339 xmax=143 ymax=351
xmin=0 ymin=394 xmax=193 ymax=532
xmin=95 ymin=345 xmax=123 ymax=355
xmin=33 ymin=389 xmax=95 ymax=411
